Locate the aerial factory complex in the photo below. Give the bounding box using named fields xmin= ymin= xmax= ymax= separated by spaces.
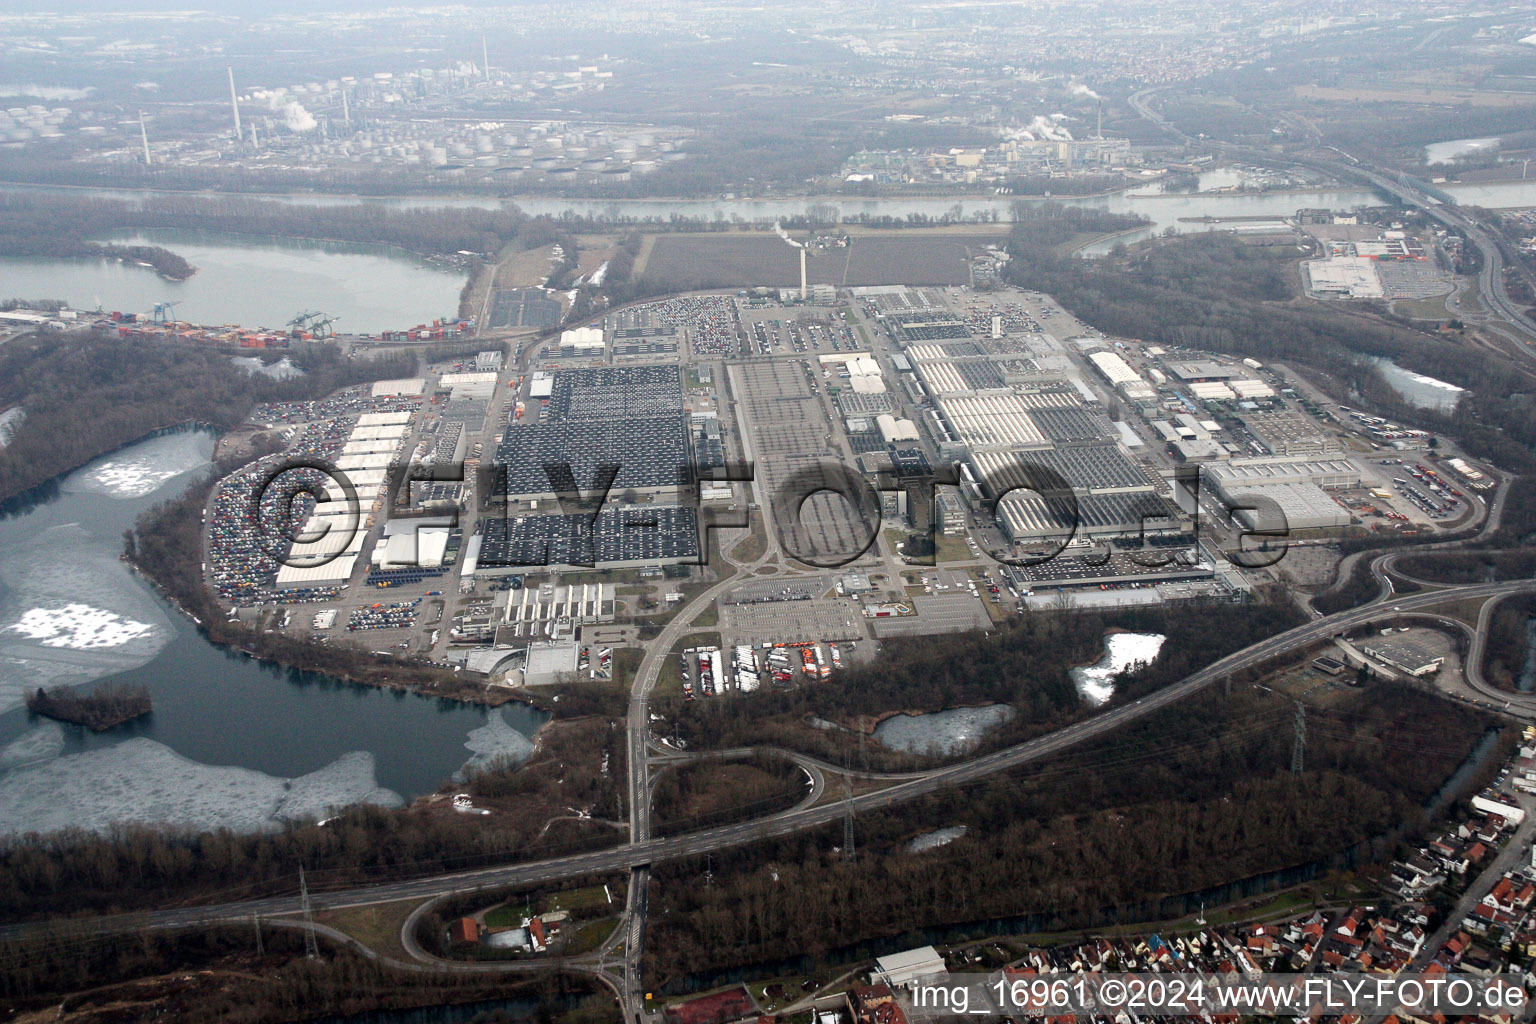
xmin=204 ymin=263 xmax=1492 ymax=692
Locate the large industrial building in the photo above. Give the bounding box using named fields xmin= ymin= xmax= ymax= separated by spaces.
xmin=1204 ymin=457 xmax=1360 ymax=495
xmin=1228 ymin=482 xmax=1350 ymax=532
xmin=494 ymin=365 xmax=693 ymax=502
xmin=478 ymin=505 xmax=701 ymax=571
xmin=1206 ymin=457 xmax=1357 ymax=533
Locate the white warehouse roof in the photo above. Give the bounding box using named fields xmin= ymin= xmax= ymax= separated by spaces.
xmin=357 ymin=411 xmax=413 ymax=426
xmin=275 ymin=554 xmax=358 ymax=588
xmin=1087 ymin=351 xmax=1143 ymax=386
xmin=849 ymin=374 xmax=887 ymax=394
xmin=560 ymin=326 xmax=604 ymax=349
xmin=876 ymin=414 xmax=919 ymax=443
xmin=370 ymin=378 xmax=425 ymax=398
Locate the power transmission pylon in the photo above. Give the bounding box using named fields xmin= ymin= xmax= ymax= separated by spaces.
xmin=1291 ymin=701 xmax=1306 ymax=775
xmin=299 ymin=866 xmax=319 ymax=959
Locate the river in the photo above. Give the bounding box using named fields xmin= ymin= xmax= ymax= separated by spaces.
xmin=0 ymin=430 xmax=548 ymax=838
xmin=5 ymin=177 xmax=1534 ymax=256
xmin=2 ymin=178 xmax=1534 ymax=318
xmin=0 ymin=228 xmax=466 ymax=334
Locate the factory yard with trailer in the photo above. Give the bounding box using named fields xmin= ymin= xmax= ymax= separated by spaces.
xmin=199 ymin=261 xmax=1499 ymax=692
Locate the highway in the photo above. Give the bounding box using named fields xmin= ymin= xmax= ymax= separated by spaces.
xmin=1129 ymin=86 xmax=1536 ymax=359
xmin=8 ymin=577 xmax=1535 ymax=955
xmin=20 ymin=114 xmax=1536 ymax=1019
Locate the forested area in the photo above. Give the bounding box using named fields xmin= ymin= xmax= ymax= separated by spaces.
xmin=1480 ymin=595 xmax=1536 ymax=693
xmin=0 ymin=922 xmax=601 ymax=1023
xmin=0 ymin=718 xmax=624 ymax=923
xmin=0 ymin=333 xmax=417 ymax=506
xmin=1395 ymin=549 xmax=1536 ymax=584
xmin=1002 ymin=232 xmax=1536 ymax=477
xmin=1312 ymin=559 xmax=1385 ymax=616
xmin=651 ymin=754 xmax=808 ymax=836
xmin=645 ymin=684 xmax=1499 ymax=989
xmin=662 ymin=600 xmax=1305 ymax=771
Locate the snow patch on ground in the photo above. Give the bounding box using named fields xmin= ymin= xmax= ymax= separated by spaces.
xmin=232 ymin=356 xmax=304 ymax=379
xmin=1070 ymin=632 xmax=1166 ymax=706
xmin=906 ymin=825 xmax=967 ymax=853
xmin=0 ymin=407 xmax=23 ymax=448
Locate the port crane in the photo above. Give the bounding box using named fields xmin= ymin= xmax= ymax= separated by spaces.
xmin=286 ymin=310 xmax=337 ymax=338
xmin=151 ymin=301 xmax=180 ymax=324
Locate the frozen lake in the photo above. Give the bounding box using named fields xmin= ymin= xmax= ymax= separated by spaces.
xmin=1424 ymin=137 xmax=1501 ymax=164
xmin=873 ymin=704 xmax=1016 ymax=757
xmin=1371 ymin=358 xmax=1466 ymax=413
xmin=0 ymin=431 xmax=548 ymax=837
xmin=1070 ymin=632 xmax=1166 ymax=706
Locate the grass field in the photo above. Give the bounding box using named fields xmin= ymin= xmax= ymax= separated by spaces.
xmin=1294 ymin=85 xmax=1536 ymax=107
xmin=313 ymin=898 xmax=424 ymax=960
xmin=547 ymin=883 xmax=616 ymax=913
xmin=1390 ymin=296 xmax=1452 ymax=320
xmin=483 ymin=903 xmax=524 ymax=929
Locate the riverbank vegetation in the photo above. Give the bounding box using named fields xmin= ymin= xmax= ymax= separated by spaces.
xmin=659 ymin=600 xmax=1304 ymax=772
xmin=0 ymin=717 xmax=624 ymax=924
xmin=24 ymin=682 xmax=151 ymax=731
xmin=0 ymin=191 xmax=538 ymax=263
xmin=0 ymin=923 xmax=606 ymax=1024
xmin=0 ymin=332 xmax=416 ymax=506
xmin=643 ymin=683 xmax=1498 ymax=991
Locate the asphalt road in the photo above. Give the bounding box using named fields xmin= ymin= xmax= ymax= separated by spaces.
xmin=8 ymin=576 xmax=1534 ymax=953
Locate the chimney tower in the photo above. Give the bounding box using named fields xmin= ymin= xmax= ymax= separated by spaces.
xmin=227 ymin=66 xmax=241 ymax=140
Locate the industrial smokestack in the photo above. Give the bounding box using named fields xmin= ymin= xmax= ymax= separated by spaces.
xmin=1096 ymin=99 xmax=1102 ymax=139
xmin=138 ymin=110 xmax=151 ymax=165
xmin=482 ymin=36 xmax=490 ymax=81
xmin=227 ymin=66 xmax=241 ymax=140
xmin=341 ymin=90 xmax=350 ymax=125
xmin=800 ymin=248 xmax=808 ymax=301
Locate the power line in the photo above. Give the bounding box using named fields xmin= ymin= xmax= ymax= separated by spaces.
xmin=1291 ymin=701 xmax=1306 ymax=775
xmin=298 ymin=866 xmax=318 ymax=960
